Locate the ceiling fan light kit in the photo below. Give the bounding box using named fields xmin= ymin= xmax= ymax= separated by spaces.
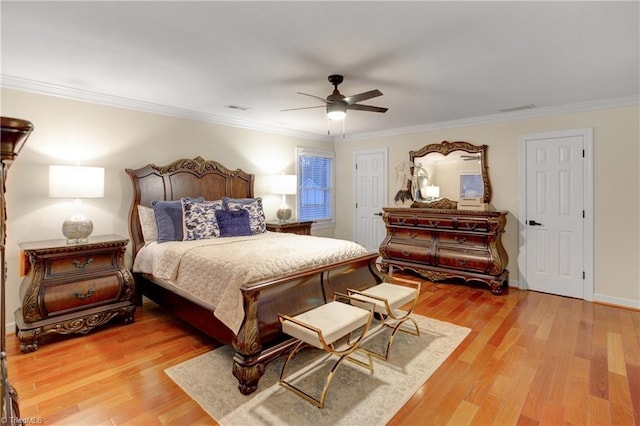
xmin=327 ymin=103 xmax=346 ymax=120
xmin=283 ymin=74 xmax=388 ymax=125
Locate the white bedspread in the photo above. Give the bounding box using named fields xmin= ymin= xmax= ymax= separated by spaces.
xmin=133 ymin=232 xmax=369 ymax=334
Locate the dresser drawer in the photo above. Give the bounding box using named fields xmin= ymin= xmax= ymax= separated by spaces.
xmin=390 ymin=227 xmax=434 ymax=242
xmin=44 ymin=251 xmax=118 ymax=279
xmin=387 ymin=213 xmax=417 ymax=227
xmin=42 ymin=274 xmax=123 ymax=316
xmin=437 ymin=247 xmax=491 ymax=273
xmin=385 ymin=241 xmax=434 ymax=263
xmin=438 ymin=233 xmax=487 ymax=248
xmin=456 ymin=217 xmax=490 ymax=232
xmin=415 ymin=215 xmax=454 ymax=229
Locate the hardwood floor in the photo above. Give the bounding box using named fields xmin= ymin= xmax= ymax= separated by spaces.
xmin=6 ymin=280 xmax=640 ymax=425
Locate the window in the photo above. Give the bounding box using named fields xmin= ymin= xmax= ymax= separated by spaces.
xmin=296 ymin=148 xmax=335 ymax=225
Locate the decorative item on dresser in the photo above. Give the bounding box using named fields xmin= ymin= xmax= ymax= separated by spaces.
xmin=1 ymin=116 xmax=33 ymax=426
xmin=265 ymin=220 xmax=313 ymax=235
xmin=379 ymin=140 xmax=509 ymax=294
xmin=14 ymin=235 xmax=136 ymax=352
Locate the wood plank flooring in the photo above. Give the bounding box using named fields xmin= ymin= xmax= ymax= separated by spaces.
xmin=6 ymin=280 xmax=640 ymax=425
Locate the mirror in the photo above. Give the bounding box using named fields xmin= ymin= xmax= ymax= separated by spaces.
xmin=409 ymin=141 xmax=491 ymax=208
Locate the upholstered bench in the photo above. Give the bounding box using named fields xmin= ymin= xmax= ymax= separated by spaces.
xmin=347 ymin=275 xmax=421 ymax=360
xmin=278 ymin=296 xmax=374 ymax=408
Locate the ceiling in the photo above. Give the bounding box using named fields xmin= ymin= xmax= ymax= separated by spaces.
xmin=2 ymin=1 xmax=638 ymax=140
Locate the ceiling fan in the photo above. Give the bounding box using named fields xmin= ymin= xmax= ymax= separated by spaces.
xmin=282 ymin=74 xmax=388 ymax=120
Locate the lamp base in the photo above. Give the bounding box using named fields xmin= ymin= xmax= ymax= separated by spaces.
xmin=276 ymin=208 xmax=292 ymax=223
xmin=62 ymin=216 xmax=93 ymax=245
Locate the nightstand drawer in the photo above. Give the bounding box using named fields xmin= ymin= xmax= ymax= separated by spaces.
xmin=42 ymin=274 xmax=123 ymax=316
xmin=44 ymin=251 xmax=117 ymax=279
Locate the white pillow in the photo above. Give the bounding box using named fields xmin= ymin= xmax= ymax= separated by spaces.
xmin=137 ymin=205 xmax=158 ymax=243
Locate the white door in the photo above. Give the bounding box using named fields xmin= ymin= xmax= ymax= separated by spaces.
xmin=355 ymin=149 xmax=387 ymax=252
xmin=520 ymin=129 xmax=593 ymax=299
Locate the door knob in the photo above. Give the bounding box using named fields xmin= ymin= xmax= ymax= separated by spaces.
xmin=374 ymin=212 xmax=383 ymax=216
xmin=528 ymin=220 xmax=543 ymax=226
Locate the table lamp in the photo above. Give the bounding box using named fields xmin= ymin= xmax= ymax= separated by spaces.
xmin=272 ymin=174 xmax=297 ymax=222
xmin=49 ymin=165 xmax=104 ymax=244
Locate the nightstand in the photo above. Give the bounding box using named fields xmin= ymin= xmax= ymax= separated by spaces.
xmin=266 ymin=220 xmax=314 ymax=235
xmin=14 ymin=234 xmax=136 ymax=352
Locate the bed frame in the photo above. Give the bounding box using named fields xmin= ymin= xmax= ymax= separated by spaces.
xmin=125 ymin=156 xmax=381 ymax=394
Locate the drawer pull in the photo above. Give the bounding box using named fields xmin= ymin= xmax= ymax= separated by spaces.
xmin=456 ymin=259 xmax=467 ymax=266
xmin=409 ymin=233 xmax=418 ymax=239
xmin=72 ymin=258 xmax=93 ymax=269
xmin=402 ymin=250 xmax=411 ymax=257
xmin=427 ymin=220 xmax=439 ymax=227
xmin=396 ymin=218 xmax=407 ymax=225
xmin=454 ymin=236 xmax=467 ymax=244
xmin=73 ymin=288 xmax=95 ymax=300
xmin=463 ymin=224 xmax=478 ymax=231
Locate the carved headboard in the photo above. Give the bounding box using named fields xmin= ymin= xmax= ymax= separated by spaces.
xmin=125 ymin=156 xmax=254 ymax=257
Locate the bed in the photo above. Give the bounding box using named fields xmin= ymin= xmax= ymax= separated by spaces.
xmin=125 ymin=156 xmax=381 ymax=395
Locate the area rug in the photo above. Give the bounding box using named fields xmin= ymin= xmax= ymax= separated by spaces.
xmin=165 ymin=315 xmax=470 ymax=426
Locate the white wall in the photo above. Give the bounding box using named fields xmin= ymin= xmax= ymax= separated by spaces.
xmin=1 ymin=88 xmax=334 ymax=331
xmin=335 ymin=105 xmax=640 ymax=308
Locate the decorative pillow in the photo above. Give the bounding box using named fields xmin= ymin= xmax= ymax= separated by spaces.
xmin=223 ymin=197 xmax=267 ymax=234
xmin=152 ymin=197 xmax=204 ymax=243
xmin=215 ymin=208 xmax=252 ymax=237
xmin=182 ymin=198 xmax=224 ymax=240
xmin=137 ymin=205 xmax=158 ymax=243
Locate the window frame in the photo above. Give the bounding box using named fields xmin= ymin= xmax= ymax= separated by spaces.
xmin=295 ymin=147 xmax=336 ymax=229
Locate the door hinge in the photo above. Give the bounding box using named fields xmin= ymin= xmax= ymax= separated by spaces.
xmin=583 ymin=271 xmax=585 ymax=280
xmin=355 ymin=163 xmax=358 ymax=170
xmin=582 ymin=149 xmax=585 ymax=158
xmin=583 ymin=210 xmax=585 ymax=218
xmin=355 ymin=202 xmax=358 ymax=209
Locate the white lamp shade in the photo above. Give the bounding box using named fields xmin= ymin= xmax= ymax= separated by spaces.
xmin=271 ymin=174 xmax=297 ymax=195
xmin=424 ymin=185 xmax=440 ymax=198
xmin=49 ymin=165 xmax=105 ymax=198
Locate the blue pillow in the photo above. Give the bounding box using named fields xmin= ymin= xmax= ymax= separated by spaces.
xmin=215 ymin=208 xmax=252 ymax=237
xmin=152 ymin=197 xmax=203 ymax=243
xmin=223 ymin=197 xmax=266 ymax=234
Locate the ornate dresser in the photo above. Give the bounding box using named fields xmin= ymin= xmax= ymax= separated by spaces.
xmin=383 ymin=140 xmax=509 ymax=294
xmin=14 ymin=235 xmax=136 ymax=352
xmin=379 ymin=208 xmax=508 ymax=294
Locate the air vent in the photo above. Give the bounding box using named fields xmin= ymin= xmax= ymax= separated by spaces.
xmin=498 ymin=104 xmax=537 ymax=113
xmin=225 ymin=104 xmax=250 ymax=111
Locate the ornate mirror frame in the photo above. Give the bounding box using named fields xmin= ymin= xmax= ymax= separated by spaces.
xmin=409 ymin=140 xmax=491 ymax=209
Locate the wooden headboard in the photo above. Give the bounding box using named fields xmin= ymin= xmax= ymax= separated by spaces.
xmin=125 ymin=156 xmax=254 ymax=256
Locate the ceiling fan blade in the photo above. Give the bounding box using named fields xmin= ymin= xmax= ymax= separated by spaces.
xmin=346 ymin=103 xmax=388 ymax=113
xmin=343 ymin=89 xmax=383 ymax=105
xmin=296 ymin=92 xmax=331 ymax=104
xmin=281 ymin=105 xmax=325 ymax=112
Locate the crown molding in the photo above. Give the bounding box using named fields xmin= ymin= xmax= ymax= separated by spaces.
xmin=340 ymin=94 xmax=640 ymax=142
xmin=3 ymin=74 xmax=636 ymax=145
xmin=0 ymin=74 xmax=333 ymax=143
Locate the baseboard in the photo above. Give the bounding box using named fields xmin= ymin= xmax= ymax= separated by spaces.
xmin=5 ymin=320 xmax=16 ymax=336
xmin=593 ymin=293 xmax=640 ymax=310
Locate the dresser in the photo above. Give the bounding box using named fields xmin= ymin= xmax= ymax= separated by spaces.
xmin=379 ymin=208 xmax=509 ymax=294
xmin=14 ymin=234 xmax=136 ymax=352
